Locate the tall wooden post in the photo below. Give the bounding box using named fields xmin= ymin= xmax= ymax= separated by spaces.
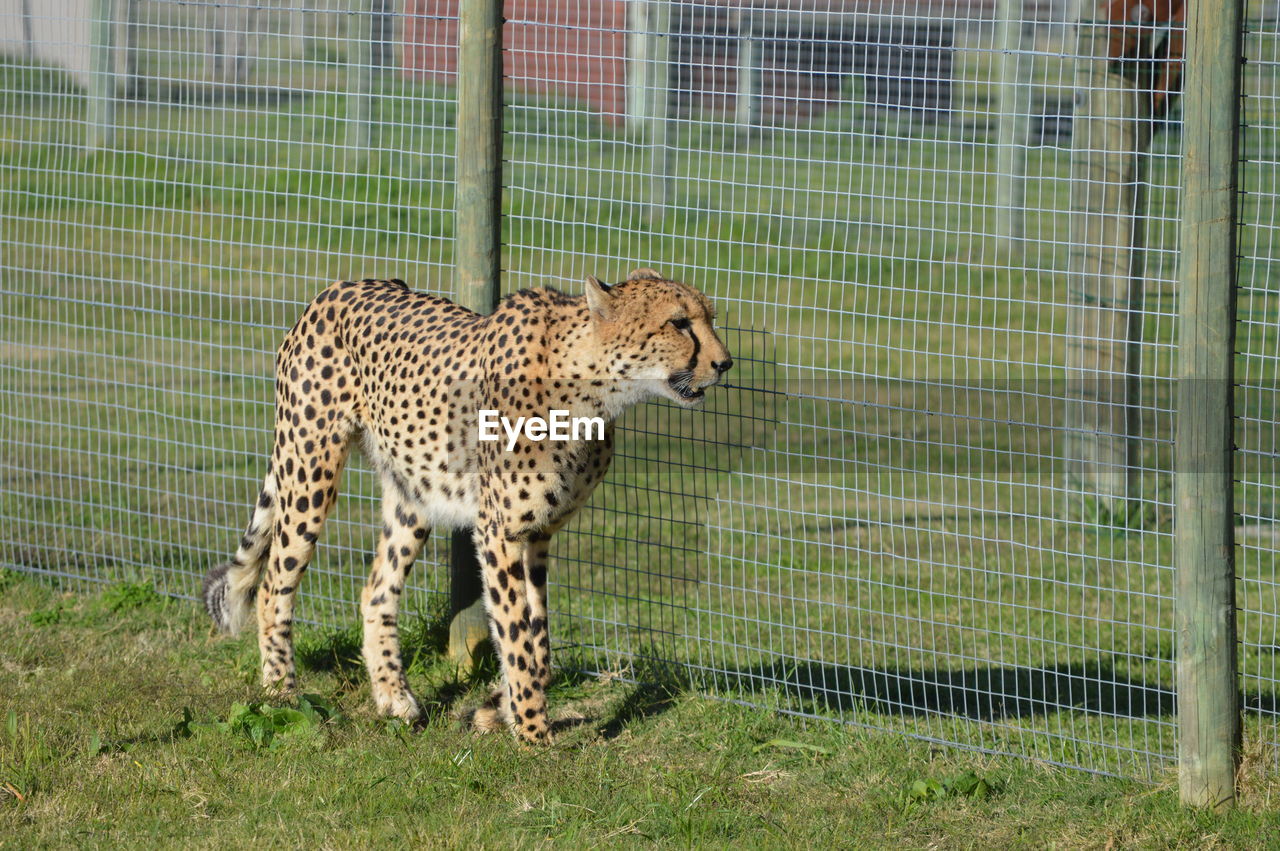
xmin=1175 ymin=0 xmax=1242 ymax=811
xmin=1064 ymin=9 xmax=1150 ymax=515
xmin=87 ymin=0 xmax=117 ymax=151
xmin=994 ymin=0 xmax=1031 ymax=257
xmin=345 ymin=0 xmax=375 ymax=169
xmin=450 ymin=0 xmax=504 ymax=668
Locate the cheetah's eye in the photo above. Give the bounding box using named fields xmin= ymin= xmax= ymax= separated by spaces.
xmin=669 ymin=317 xmax=691 ymax=331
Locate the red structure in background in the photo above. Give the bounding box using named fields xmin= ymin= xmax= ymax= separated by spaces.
xmin=403 ymin=0 xmax=631 ymax=119
xmin=400 ymin=1 xmax=1069 ymax=126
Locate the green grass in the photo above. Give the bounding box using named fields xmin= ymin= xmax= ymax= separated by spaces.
xmin=1 ymin=576 xmax=1277 ymax=847
xmin=2 ymin=24 xmax=1280 ymax=797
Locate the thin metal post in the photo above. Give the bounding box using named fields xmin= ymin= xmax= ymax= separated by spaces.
xmin=450 ymin=0 xmax=503 ymax=668
xmin=87 ymin=0 xmax=117 ymax=151
xmin=1175 ymin=0 xmax=1243 ymax=811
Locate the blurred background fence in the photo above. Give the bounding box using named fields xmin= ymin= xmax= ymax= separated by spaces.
xmin=1 ymin=0 xmax=1277 ymax=787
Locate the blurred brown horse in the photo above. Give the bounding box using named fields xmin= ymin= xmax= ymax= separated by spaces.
xmin=1102 ymin=0 xmax=1187 ymax=117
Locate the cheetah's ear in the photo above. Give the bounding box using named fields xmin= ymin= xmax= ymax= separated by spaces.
xmin=626 ymin=267 xmax=664 ymax=282
xmin=584 ymin=275 xmax=616 ymax=321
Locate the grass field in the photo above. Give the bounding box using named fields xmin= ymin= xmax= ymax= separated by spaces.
xmin=2 ymin=7 xmax=1280 ymax=799
xmin=1 ymin=575 xmax=1277 ymax=847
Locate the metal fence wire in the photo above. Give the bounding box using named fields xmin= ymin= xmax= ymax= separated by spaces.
xmin=0 ymin=0 xmax=1276 ymax=783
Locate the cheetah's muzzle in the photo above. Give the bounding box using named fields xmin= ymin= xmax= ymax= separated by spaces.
xmin=667 ymin=373 xmax=706 ymax=402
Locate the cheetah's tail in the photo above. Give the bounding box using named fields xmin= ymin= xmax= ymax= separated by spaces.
xmin=203 ymin=469 xmax=278 ymax=635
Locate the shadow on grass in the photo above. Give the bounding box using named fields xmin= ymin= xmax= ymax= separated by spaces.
xmin=550 ymin=655 xmax=690 ymax=739
xmin=296 ymin=601 xmax=453 ymax=676
xmin=124 ymin=82 xmax=310 ymax=108
xmin=564 ymin=648 xmax=1278 ymax=730
xmin=597 ymin=679 xmax=682 ymax=740
xmin=294 ymin=624 xmax=366 ymax=681
xmin=699 ymin=659 xmax=1280 ymax=722
xmin=294 ymin=605 xmax=508 ymax=725
xmin=306 ymin=624 xmax=1279 ymax=731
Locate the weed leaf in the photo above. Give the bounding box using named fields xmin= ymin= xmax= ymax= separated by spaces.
xmin=180 ymin=697 xmax=342 ymax=750
xmin=751 ymin=738 xmax=832 ymax=756
xmin=902 ymin=770 xmax=1000 ymax=808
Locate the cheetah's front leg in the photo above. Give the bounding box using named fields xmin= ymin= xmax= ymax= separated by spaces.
xmin=472 ymin=533 xmax=554 ymax=735
xmin=474 ymin=517 xmax=551 ymax=743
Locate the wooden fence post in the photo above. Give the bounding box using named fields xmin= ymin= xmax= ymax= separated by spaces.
xmin=625 ymin=0 xmax=673 ymax=219
xmin=1064 ymin=9 xmax=1150 ymax=517
xmin=626 ymin=0 xmax=662 ymax=131
xmin=449 ymin=0 xmax=504 ymax=668
xmin=291 ymin=0 xmax=312 ymax=57
xmin=21 ymin=0 xmax=34 ymax=59
xmin=370 ymin=0 xmax=394 ymax=69
xmin=994 ymin=0 xmax=1031 ymax=258
xmin=647 ymin=0 xmax=672 ymax=221
xmin=346 ymin=0 xmax=375 ymax=169
xmin=87 ymin=0 xmax=117 ymax=151
xmin=204 ymin=0 xmax=260 ymax=85
xmin=122 ymin=0 xmax=141 ymax=100
xmin=735 ymin=11 xmax=760 ymax=134
xmin=1175 ymin=0 xmax=1242 ymax=811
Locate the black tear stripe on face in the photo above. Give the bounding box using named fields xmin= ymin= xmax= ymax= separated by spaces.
xmin=686 ymin=328 xmax=701 ymax=373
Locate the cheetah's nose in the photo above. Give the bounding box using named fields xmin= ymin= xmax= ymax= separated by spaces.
xmin=713 ymin=357 xmax=733 ymax=375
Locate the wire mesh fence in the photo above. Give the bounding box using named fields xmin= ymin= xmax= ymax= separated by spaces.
xmin=1238 ymin=0 xmax=1280 ymax=786
xmin=0 ymin=0 xmax=1276 ymax=784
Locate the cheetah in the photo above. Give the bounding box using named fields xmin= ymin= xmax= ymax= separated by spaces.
xmin=202 ymin=268 xmax=731 ymax=743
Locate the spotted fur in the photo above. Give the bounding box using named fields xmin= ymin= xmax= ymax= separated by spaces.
xmin=202 ymin=268 xmax=731 ymax=743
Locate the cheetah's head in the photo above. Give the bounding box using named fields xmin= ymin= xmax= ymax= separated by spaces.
xmin=585 ymin=268 xmax=732 ymax=408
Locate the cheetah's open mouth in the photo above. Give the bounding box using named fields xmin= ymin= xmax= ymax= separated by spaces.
xmin=666 ymin=373 xmax=706 ymax=404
